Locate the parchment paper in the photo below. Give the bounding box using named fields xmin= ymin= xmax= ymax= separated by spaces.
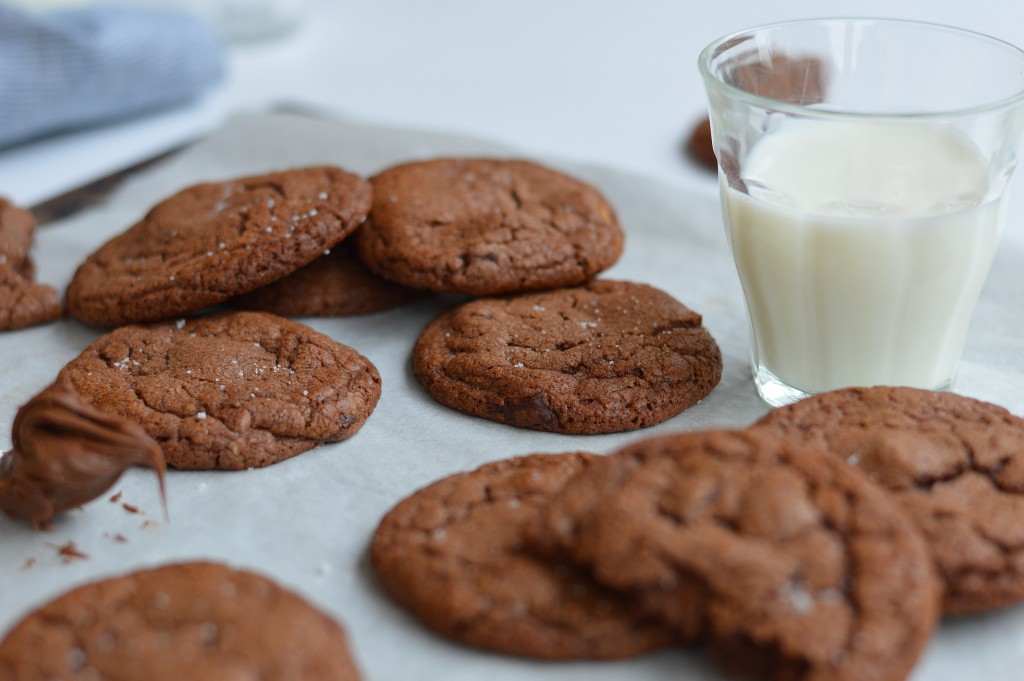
xmin=2 ymin=113 xmax=1024 ymax=680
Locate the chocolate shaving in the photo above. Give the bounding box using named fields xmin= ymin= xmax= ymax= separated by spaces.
xmin=0 ymin=377 xmax=166 ymax=530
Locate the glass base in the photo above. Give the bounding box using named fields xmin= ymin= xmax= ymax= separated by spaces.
xmin=753 ymin=365 xmax=955 ymax=408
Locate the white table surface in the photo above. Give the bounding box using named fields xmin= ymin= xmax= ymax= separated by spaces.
xmin=3 ymin=0 xmax=1024 ymax=239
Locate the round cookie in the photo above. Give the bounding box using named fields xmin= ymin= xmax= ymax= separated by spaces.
xmin=232 ymin=238 xmax=420 ymax=317
xmin=59 ymin=311 xmax=381 ymax=470
xmin=66 ymin=166 xmax=372 ymax=327
xmin=356 ymin=158 xmax=624 ymax=295
xmin=751 ymin=386 xmax=1024 ymax=614
xmin=370 ymin=452 xmax=674 ymax=659
xmin=529 ymin=430 xmax=941 ymax=681
xmin=0 ymin=562 xmax=361 ymax=681
xmin=412 ymin=280 xmax=722 ymax=434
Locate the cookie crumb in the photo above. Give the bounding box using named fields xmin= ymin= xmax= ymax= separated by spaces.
xmin=109 ymin=491 xmax=122 ymax=503
xmin=122 ymin=503 xmax=141 ymax=514
xmin=20 ymin=557 xmax=36 ymax=572
xmin=50 ymin=540 xmax=89 ymax=564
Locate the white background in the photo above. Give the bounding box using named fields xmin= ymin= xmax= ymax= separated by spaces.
xmin=3 ymin=0 xmax=1024 ymax=238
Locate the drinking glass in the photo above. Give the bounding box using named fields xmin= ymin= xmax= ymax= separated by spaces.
xmin=699 ymin=19 xmax=1024 ymax=406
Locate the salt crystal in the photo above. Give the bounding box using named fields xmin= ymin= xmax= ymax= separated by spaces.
xmin=196 ymin=412 xmax=207 ymax=420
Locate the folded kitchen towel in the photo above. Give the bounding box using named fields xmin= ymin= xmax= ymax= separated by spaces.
xmin=0 ymin=3 xmax=225 ymax=148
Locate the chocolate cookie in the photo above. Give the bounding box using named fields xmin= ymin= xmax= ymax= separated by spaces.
xmin=0 ymin=198 xmax=61 ymax=331
xmin=66 ymin=166 xmax=372 ymax=327
xmin=412 ymin=280 xmax=722 ymax=434
xmin=370 ymin=452 xmax=673 ymax=659
xmin=0 ymin=562 xmax=361 ymax=681
xmin=0 ymin=377 xmax=165 ymax=530
xmin=685 ymin=117 xmax=717 ymax=172
xmin=356 ymin=158 xmax=624 ymax=295
xmin=232 ymin=238 xmax=420 ymax=317
xmin=59 ymin=311 xmax=381 ymax=470
xmin=530 ymin=430 xmax=941 ymax=681
xmin=751 ymin=386 xmax=1024 ymax=614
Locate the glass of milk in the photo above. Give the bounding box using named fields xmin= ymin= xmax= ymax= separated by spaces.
xmin=699 ymin=19 xmax=1024 ymax=407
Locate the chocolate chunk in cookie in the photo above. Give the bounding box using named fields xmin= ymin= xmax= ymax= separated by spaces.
xmin=66 ymin=166 xmax=372 ymax=327
xmin=0 ymin=198 xmax=62 ymax=331
xmin=370 ymin=452 xmax=674 ymax=659
xmin=59 ymin=311 xmax=381 ymax=470
xmin=751 ymin=386 xmax=1024 ymax=614
xmin=232 ymin=238 xmax=420 ymax=317
xmin=0 ymin=377 xmax=165 ymax=530
xmin=356 ymin=158 xmax=624 ymax=296
xmin=0 ymin=562 xmax=361 ymax=681
xmin=530 ymin=430 xmax=941 ymax=681
xmin=412 ymin=280 xmax=722 ymax=434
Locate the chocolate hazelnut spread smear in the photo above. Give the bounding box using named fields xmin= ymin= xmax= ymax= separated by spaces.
xmin=0 ymin=378 xmax=165 ymax=530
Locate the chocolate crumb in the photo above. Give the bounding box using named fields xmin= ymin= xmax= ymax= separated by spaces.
xmin=49 ymin=540 xmax=88 ymax=564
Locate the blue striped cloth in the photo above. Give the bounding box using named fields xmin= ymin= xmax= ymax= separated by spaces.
xmin=0 ymin=3 xmax=224 ymax=148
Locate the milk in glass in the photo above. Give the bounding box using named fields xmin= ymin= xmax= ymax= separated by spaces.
xmin=723 ymin=122 xmax=1002 ymax=394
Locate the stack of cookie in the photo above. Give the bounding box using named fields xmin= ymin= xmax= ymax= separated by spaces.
xmin=0 ymin=198 xmax=62 ymax=331
xmin=372 ymin=387 xmax=1024 ymax=680
xmin=35 ymin=166 xmax=387 ymax=473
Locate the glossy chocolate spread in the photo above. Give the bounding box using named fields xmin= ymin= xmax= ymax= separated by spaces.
xmin=0 ymin=378 xmax=165 ymax=529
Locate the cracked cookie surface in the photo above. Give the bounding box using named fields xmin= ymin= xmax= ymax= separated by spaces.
xmin=412 ymin=280 xmax=722 ymax=434
xmin=751 ymin=386 xmax=1024 ymax=614
xmin=370 ymin=452 xmax=674 ymax=659
xmin=66 ymin=166 xmax=372 ymax=327
xmin=59 ymin=311 xmax=381 ymax=470
xmin=233 ymin=238 xmax=420 ymax=317
xmin=356 ymin=158 xmax=624 ymax=295
xmin=0 ymin=198 xmax=61 ymax=331
xmin=529 ymin=430 xmax=941 ymax=681
xmin=0 ymin=562 xmax=361 ymax=681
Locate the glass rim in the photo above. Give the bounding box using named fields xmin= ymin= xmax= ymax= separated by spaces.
xmin=698 ymin=17 xmax=1024 ymax=121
